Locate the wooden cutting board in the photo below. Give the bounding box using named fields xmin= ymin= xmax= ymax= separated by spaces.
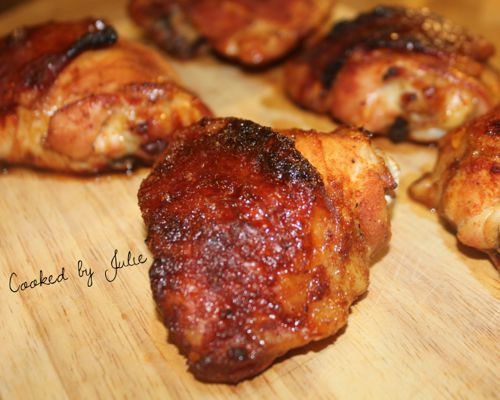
xmin=1 ymin=1 xmax=498 ymax=399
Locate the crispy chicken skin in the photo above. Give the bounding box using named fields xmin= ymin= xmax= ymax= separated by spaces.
xmin=138 ymin=117 xmax=397 ymax=382
xmin=129 ymin=0 xmax=334 ymax=66
xmin=410 ymin=106 xmax=500 ymax=268
xmin=0 ymin=19 xmax=211 ymax=173
xmin=285 ymin=6 xmax=500 ymax=142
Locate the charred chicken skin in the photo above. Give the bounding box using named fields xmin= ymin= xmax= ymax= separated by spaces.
xmin=0 ymin=19 xmax=211 ymax=173
xmin=129 ymin=0 xmax=334 ymax=66
xmin=128 ymin=0 xmax=207 ymax=59
xmin=138 ymin=117 xmax=398 ymax=382
xmin=410 ymin=106 xmax=500 ymax=268
xmin=285 ymin=6 xmax=500 ymax=142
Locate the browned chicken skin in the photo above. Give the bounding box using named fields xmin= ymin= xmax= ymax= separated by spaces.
xmin=410 ymin=106 xmax=500 ymax=268
xmin=285 ymin=6 xmax=500 ymax=142
xmin=128 ymin=0 xmax=207 ymax=59
xmin=138 ymin=118 xmax=398 ymax=382
xmin=0 ymin=19 xmax=212 ymax=173
xmin=129 ymin=0 xmax=334 ymax=66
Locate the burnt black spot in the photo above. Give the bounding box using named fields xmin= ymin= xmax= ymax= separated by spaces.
xmin=486 ymin=120 xmax=500 ymax=136
xmin=382 ymin=66 xmax=401 ymax=81
xmin=219 ymin=308 xmax=234 ymax=319
xmin=65 ymin=24 xmax=117 ymax=59
xmin=152 ymin=5 xmax=207 ymax=59
xmin=5 ymin=27 xmax=27 ymax=48
xmin=321 ymin=56 xmax=349 ymax=89
xmin=388 ymin=117 xmax=409 ymax=143
xmin=358 ymin=126 xmax=374 ymax=137
xmin=227 ymin=347 xmax=248 ymax=362
xmin=491 ymin=164 xmax=500 ymax=174
xmin=135 ymin=121 xmax=150 ymax=135
xmin=327 ymin=19 xmax=352 ymax=37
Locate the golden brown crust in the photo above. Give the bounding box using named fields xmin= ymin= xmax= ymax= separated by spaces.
xmin=129 ymin=0 xmax=334 ymax=66
xmin=0 ymin=20 xmax=212 ymax=173
xmin=285 ymin=6 xmax=500 ymax=142
xmin=138 ymin=118 xmax=396 ymax=382
xmin=410 ymin=105 xmax=500 ymax=266
xmin=287 ymin=127 xmax=397 ymax=258
xmin=45 ymin=81 xmax=212 ymax=165
xmin=183 ymin=0 xmax=334 ymax=65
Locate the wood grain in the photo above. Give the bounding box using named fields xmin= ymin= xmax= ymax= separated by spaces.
xmin=0 ymin=1 xmax=499 ymax=399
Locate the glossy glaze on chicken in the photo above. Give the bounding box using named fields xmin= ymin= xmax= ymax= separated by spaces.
xmin=285 ymin=6 xmax=500 ymax=142
xmin=0 ymin=19 xmax=211 ymax=173
xmin=138 ymin=117 xmax=397 ymax=382
xmin=411 ymin=106 xmax=500 ymax=268
xmin=129 ymin=0 xmax=334 ymax=66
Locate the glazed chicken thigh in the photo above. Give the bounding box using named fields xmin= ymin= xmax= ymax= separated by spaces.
xmin=138 ymin=118 xmax=397 ymax=382
xmin=129 ymin=0 xmax=334 ymax=66
xmin=411 ymin=106 xmax=500 ymax=268
xmin=0 ymin=19 xmax=211 ymax=173
xmin=285 ymin=6 xmax=500 ymax=142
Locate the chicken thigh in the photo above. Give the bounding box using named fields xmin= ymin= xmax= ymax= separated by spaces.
xmin=0 ymin=19 xmax=211 ymax=173
xmin=285 ymin=6 xmax=500 ymax=142
xmin=411 ymin=106 xmax=500 ymax=268
xmin=129 ymin=0 xmax=334 ymax=66
xmin=138 ymin=117 xmax=398 ymax=382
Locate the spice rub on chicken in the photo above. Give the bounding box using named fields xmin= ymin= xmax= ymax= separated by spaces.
xmin=410 ymin=106 xmax=500 ymax=268
xmin=0 ymin=19 xmax=211 ymax=173
xmin=129 ymin=0 xmax=334 ymax=66
xmin=138 ymin=117 xmax=398 ymax=382
xmin=285 ymin=6 xmax=500 ymax=143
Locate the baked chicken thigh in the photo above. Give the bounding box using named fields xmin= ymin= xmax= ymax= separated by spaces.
xmin=410 ymin=106 xmax=500 ymax=268
xmin=0 ymin=19 xmax=211 ymax=173
xmin=129 ymin=0 xmax=334 ymax=66
xmin=138 ymin=117 xmax=398 ymax=382
xmin=285 ymin=6 xmax=500 ymax=142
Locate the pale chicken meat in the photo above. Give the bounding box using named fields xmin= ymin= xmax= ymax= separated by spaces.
xmin=285 ymin=6 xmax=500 ymax=142
xmin=411 ymin=106 xmax=500 ymax=268
xmin=129 ymin=0 xmax=335 ymax=66
xmin=138 ymin=117 xmax=398 ymax=382
xmin=0 ymin=19 xmax=211 ymax=173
